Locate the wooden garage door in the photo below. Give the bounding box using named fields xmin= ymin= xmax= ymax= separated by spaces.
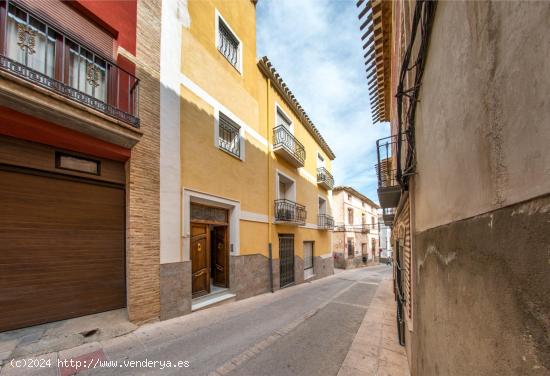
xmin=0 ymin=168 xmax=126 ymax=332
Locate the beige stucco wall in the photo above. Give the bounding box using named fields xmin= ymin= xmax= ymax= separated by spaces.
xmin=332 ymin=189 xmax=379 ymax=259
xmin=414 ymin=0 xmax=550 ymax=232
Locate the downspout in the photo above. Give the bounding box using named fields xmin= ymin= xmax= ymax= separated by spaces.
xmin=266 ymin=75 xmax=274 ymax=292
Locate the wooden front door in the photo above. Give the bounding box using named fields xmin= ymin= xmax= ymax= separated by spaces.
xmin=212 ymin=226 xmax=228 ymax=288
xmin=191 ymin=224 xmax=210 ymax=297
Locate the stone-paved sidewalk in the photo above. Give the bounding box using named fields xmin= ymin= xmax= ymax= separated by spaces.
xmin=337 ymin=277 xmax=410 ymax=376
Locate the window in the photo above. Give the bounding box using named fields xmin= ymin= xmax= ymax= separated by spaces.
xmin=216 ymin=13 xmax=241 ymax=71
xmin=279 ymin=180 xmax=287 ymax=199
xmin=347 ymin=193 xmax=352 ymax=201
xmin=348 ymin=208 xmax=354 ymax=225
xmin=303 ymin=241 xmax=314 ymax=271
xmin=317 ymin=153 xmax=325 ymax=168
xmin=362 ymin=201 xmax=366 ymax=208
xmin=5 ymin=3 xmax=108 ymax=101
xmin=277 ymin=172 xmax=295 ymax=201
xmin=318 ymin=197 xmax=326 ymax=215
xmin=218 ymin=112 xmax=241 ymax=158
xmin=276 ymin=106 xmax=292 ymax=128
xmin=372 ymin=216 xmax=375 ymax=225
xmin=347 ymin=238 xmax=354 ymax=257
xmin=0 ymin=2 xmax=140 ymax=126
xmin=362 ymin=213 xmax=366 ymax=225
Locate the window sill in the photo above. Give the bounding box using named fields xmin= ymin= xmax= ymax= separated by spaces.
xmin=218 ymin=146 xmax=243 ymax=161
xmin=217 ymin=50 xmax=243 ymax=76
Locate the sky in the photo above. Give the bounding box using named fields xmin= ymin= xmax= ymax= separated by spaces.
xmin=256 ymin=0 xmax=390 ymax=203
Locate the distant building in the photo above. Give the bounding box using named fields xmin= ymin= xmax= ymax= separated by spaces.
xmin=378 ymin=213 xmax=392 ymax=259
xmin=332 ymin=186 xmax=380 ymax=268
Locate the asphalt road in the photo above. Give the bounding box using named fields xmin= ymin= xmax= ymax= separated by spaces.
xmin=85 ymin=265 xmax=392 ymax=376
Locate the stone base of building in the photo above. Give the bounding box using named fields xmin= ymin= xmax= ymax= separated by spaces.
xmin=294 ymin=256 xmax=305 ymax=285
xmin=230 ymin=254 xmax=271 ymax=300
xmin=334 ymin=253 xmax=378 ymax=269
xmin=412 ymin=194 xmax=550 ymax=376
xmin=160 ymin=261 xmax=192 ymax=320
xmin=312 ymin=256 xmax=334 ymax=280
xmin=159 ymin=253 xmax=335 ymax=320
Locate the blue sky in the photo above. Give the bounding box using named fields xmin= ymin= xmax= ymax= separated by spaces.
xmin=256 ymin=0 xmax=390 ymax=203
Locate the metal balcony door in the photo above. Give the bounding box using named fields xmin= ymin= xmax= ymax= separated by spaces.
xmin=279 ymin=234 xmax=295 ymax=288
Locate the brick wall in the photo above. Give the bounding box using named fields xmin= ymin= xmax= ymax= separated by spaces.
xmin=126 ymin=0 xmax=161 ymax=323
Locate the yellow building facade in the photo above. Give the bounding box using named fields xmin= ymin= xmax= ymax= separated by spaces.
xmin=159 ymin=0 xmax=335 ymax=318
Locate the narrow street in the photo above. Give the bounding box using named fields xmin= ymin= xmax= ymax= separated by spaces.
xmin=1 ymin=266 xmax=397 ymax=376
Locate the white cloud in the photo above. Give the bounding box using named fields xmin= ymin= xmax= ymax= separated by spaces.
xmin=257 ymin=0 xmax=390 ymax=202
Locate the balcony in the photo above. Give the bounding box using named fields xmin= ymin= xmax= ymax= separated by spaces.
xmin=317 ymin=214 xmax=334 ymax=230
xmin=383 ymin=208 xmax=395 ymax=227
xmin=0 ymin=1 xmax=139 ymax=128
xmin=317 ymin=167 xmax=334 ymax=190
xmin=375 ymin=135 xmax=402 ymax=208
xmin=273 ymin=125 xmax=305 ymax=168
xmin=274 ymin=199 xmax=306 ymax=226
xmin=333 ymin=223 xmax=371 ymax=233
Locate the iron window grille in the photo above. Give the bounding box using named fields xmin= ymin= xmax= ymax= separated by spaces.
xmin=273 ymin=125 xmax=306 ymax=166
xmin=218 ymin=112 xmax=241 ymax=158
xmin=274 ymin=199 xmax=306 ymax=226
xmin=317 ymin=214 xmax=334 ymax=230
xmin=316 ymin=167 xmax=334 ymax=189
xmin=217 ymin=17 xmax=239 ymax=70
xmin=0 ymin=1 xmax=140 ymax=127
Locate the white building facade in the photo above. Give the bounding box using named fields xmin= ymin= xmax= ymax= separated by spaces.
xmin=332 ymin=187 xmax=380 ymax=269
xmin=378 ymin=213 xmax=392 ymax=259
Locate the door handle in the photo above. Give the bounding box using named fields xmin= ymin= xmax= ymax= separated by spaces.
xmin=194 ymin=270 xmax=205 ymax=277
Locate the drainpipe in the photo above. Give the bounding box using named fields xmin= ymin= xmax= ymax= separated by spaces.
xmin=268 ymin=243 xmax=274 ymax=292
xmin=266 ymin=75 xmax=274 ymax=292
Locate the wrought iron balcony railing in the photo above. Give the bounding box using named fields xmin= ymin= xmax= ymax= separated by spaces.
xmin=273 ymin=125 xmax=306 ymax=168
xmin=317 ymin=214 xmax=334 ymax=230
xmin=375 ymin=164 xmax=399 ymax=188
xmin=0 ymin=1 xmax=140 ymax=127
xmin=382 ymin=207 xmax=395 ymax=226
xmin=317 ymin=167 xmax=334 ymax=190
xmin=274 ymin=199 xmax=306 ymax=226
xmin=334 ymin=223 xmax=377 ymax=233
xmin=375 ymin=134 xmax=407 ymax=208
